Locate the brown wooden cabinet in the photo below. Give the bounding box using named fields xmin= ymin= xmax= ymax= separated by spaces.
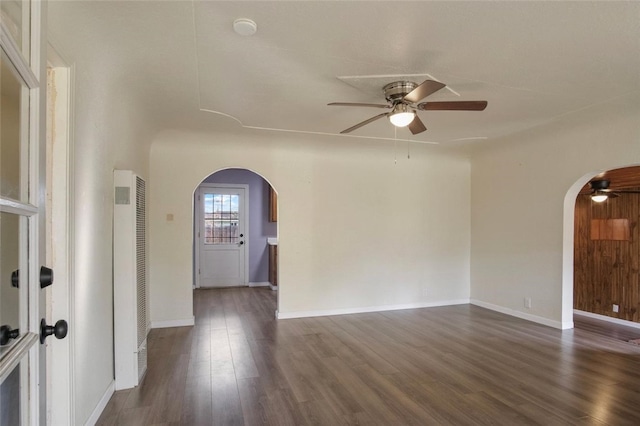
xmin=269 ymin=187 xmax=277 ymax=222
xmin=269 ymin=244 xmax=278 ymax=287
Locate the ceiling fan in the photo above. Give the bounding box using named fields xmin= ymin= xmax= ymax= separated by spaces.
xmin=585 ymin=179 xmax=640 ymax=202
xmin=328 ymin=79 xmax=487 ymax=135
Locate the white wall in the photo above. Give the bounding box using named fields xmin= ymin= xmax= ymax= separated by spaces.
xmin=150 ymin=129 xmax=471 ymax=323
xmin=69 ymin=80 xmax=152 ymax=424
xmin=470 ymin=94 xmax=640 ymax=328
xmin=48 ymin=13 xmax=156 ymax=426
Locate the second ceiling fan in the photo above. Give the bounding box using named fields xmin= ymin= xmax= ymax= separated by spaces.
xmin=328 ymin=79 xmax=487 ymax=135
xmin=585 ymin=179 xmax=640 ymax=202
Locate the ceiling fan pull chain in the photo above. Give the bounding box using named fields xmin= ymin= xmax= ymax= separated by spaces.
xmin=394 ymin=127 xmax=398 ymax=164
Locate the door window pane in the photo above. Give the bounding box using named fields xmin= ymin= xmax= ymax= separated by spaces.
xmin=204 ymin=193 xmax=239 ymax=244
xmin=0 ymin=0 xmax=30 ymax=58
xmin=0 ymin=212 xmax=25 ymax=356
xmin=0 ymin=362 xmax=21 ymax=425
xmin=0 ymin=358 xmax=27 ymax=424
xmin=1 ymin=50 xmax=28 ymax=201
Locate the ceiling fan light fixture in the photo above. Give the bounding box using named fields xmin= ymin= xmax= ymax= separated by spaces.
xmin=389 ymin=104 xmax=415 ymax=127
xmin=591 ymin=192 xmax=608 ymax=203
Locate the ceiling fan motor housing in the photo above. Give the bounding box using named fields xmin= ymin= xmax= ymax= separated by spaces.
xmin=590 ymin=180 xmax=610 ymax=191
xmin=383 ymin=81 xmax=418 ymax=103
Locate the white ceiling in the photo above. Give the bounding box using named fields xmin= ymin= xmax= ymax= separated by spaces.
xmin=49 ymin=1 xmax=640 ymax=145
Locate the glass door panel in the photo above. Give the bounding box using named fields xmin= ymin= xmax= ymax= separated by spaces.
xmin=204 ymin=193 xmax=240 ymax=245
xmin=0 ymin=212 xmax=26 ymax=356
xmin=1 ymin=50 xmax=28 ymax=202
xmin=0 ymin=1 xmax=30 ymax=59
xmin=0 ymin=358 xmax=29 ymax=424
xmin=0 ymin=362 xmax=21 ymax=424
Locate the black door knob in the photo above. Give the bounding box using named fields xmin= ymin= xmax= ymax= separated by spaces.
xmin=0 ymin=325 xmax=19 ymax=345
xmin=40 ymin=319 xmax=68 ymax=344
xmin=40 ymin=266 xmax=54 ymax=289
xmin=239 ymin=241 xmax=244 ymax=245
xmin=11 ymin=270 xmax=19 ymax=288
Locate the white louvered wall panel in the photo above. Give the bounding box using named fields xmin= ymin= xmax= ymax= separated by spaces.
xmin=114 ymin=170 xmax=148 ymax=390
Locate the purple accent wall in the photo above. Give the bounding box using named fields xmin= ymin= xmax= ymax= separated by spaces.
xmin=204 ymin=169 xmax=277 ymax=283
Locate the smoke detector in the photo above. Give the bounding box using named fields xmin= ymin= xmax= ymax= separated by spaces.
xmin=233 ymin=18 xmax=257 ymax=36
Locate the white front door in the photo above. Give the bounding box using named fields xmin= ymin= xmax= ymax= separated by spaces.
xmin=1 ymin=1 xmax=51 ymax=423
xmin=198 ymin=185 xmax=248 ymax=287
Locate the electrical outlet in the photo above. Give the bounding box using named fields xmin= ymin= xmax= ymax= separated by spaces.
xmin=613 ymin=304 xmax=619 ymax=313
xmin=524 ymin=297 xmax=532 ymax=309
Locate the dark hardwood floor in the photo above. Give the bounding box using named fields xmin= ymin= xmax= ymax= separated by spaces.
xmin=574 ymin=313 xmax=640 ymax=343
xmin=98 ymin=288 xmax=640 ymax=425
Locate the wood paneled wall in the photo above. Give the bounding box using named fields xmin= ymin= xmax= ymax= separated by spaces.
xmin=574 ymin=193 xmax=640 ymax=322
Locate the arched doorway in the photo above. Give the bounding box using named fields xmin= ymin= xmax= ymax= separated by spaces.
xmin=564 ymin=165 xmax=640 ymax=331
xmin=192 ymin=168 xmax=279 ymax=313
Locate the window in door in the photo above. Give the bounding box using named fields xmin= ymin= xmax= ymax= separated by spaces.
xmin=204 ymin=193 xmax=240 ymax=244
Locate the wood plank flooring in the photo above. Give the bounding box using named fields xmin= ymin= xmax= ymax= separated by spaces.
xmin=574 ymin=313 xmax=640 ymax=342
xmin=97 ymin=288 xmax=640 ymax=425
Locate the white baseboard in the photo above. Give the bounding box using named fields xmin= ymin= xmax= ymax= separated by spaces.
xmin=574 ymin=309 xmax=640 ymax=330
xmin=249 ymin=282 xmax=271 ymax=288
xmin=276 ymin=299 xmax=470 ymax=320
xmin=470 ymin=299 xmax=567 ymax=329
xmin=150 ymin=317 xmax=195 ymax=329
xmin=84 ymin=381 xmax=114 ymax=426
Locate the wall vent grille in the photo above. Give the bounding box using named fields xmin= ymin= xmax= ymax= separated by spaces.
xmin=136 ymin=176 xmax=147 ymax=349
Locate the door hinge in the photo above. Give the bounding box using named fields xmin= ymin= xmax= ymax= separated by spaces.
xmin=198 ymin=269 xmax=200 ymax=275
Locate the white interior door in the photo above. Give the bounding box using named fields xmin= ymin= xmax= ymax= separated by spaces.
xmin=1 ymin=1 xmax=52 ymax=423
xmin=198 ymin=185 xmax=248 ymax=287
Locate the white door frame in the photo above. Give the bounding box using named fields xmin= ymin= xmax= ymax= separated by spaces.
xmin=194 ymin=183 xmax=249 ymax=288
xmin=46 ymin=43 xmax=75 ymax=425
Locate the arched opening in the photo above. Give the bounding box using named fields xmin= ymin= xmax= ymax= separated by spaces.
xmin=192 ymin=168 xmax=279 ymax=316
xmin=564 ymin=165 xmax=640 ymax=334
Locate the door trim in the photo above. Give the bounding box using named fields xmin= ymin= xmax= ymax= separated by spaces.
xmin=46 ymin=44 xmax=76 ymax=425
xmin=195 ymin=183 xmax=249 ymax=288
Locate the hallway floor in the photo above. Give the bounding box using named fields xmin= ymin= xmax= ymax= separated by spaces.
xmin=574 ymin=312 xmax=640 ymax=343
xmin=98 ymin=288 xmax=640 ymax=425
